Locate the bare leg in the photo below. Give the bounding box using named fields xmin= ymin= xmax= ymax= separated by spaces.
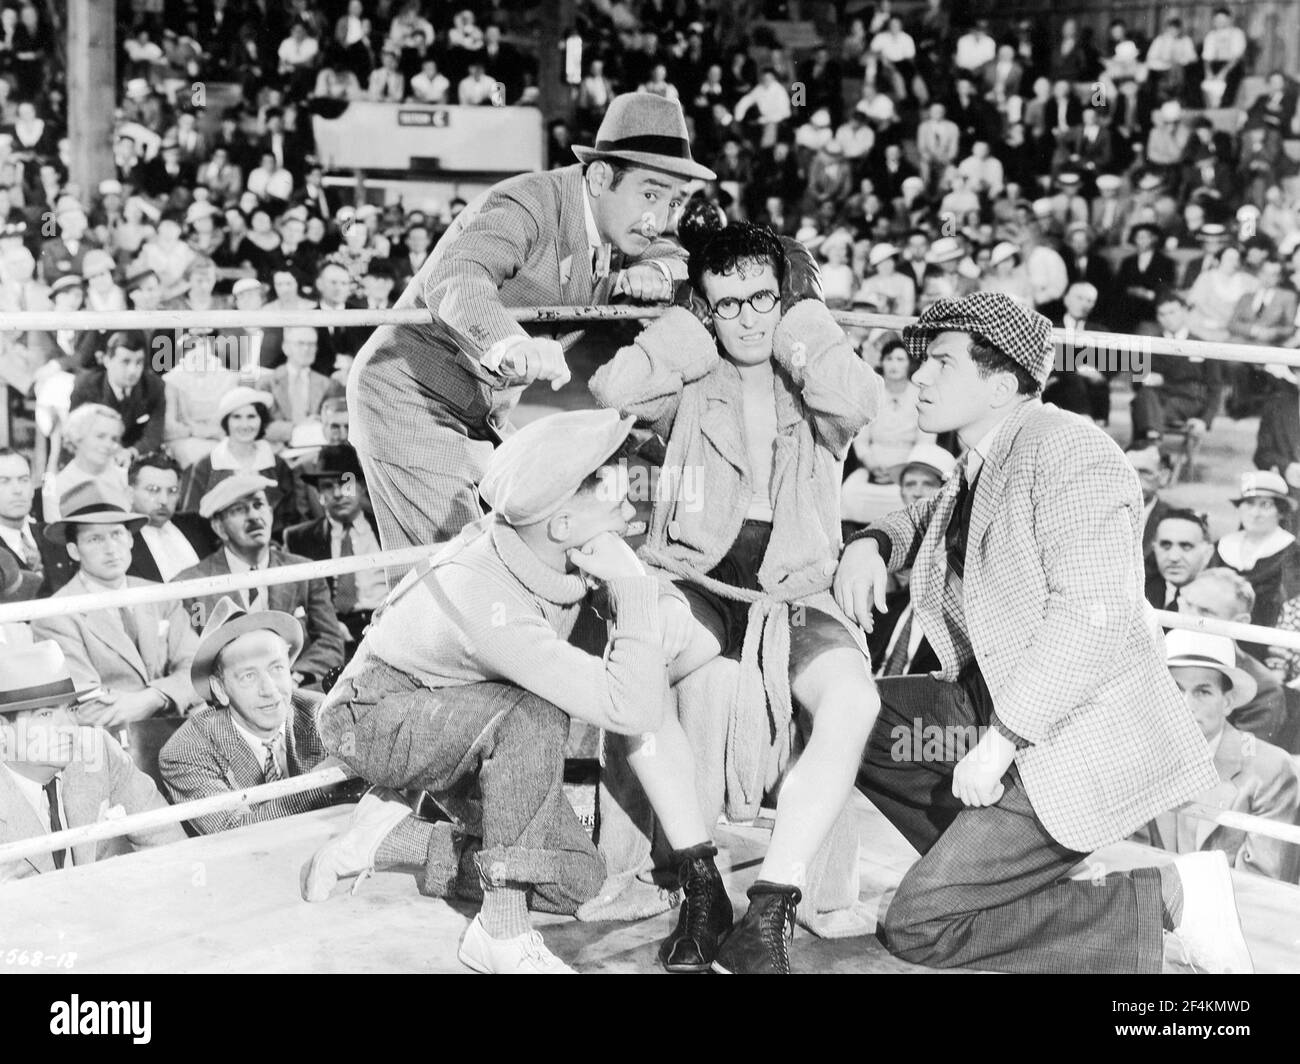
xmin=760 ymin=647 xmax=879 ymax=888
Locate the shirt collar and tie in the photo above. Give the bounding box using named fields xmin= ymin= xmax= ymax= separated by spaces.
xmin=229 ymin=714 xmax=287 ymax=780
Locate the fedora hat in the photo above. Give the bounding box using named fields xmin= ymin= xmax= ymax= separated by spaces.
xmin=278 ymin=418 xmax=328 ymax=462
xmin=868 ymin=242 xmax=900 ymax=269
xmin=0 ymin=548 xmax=41 ymax=603
xmin=199 ymin=473 xmax=281 ymax=520
xmin=44 ymin=490 xmax=148 ymax=546
xmin=49 ymin=273 xmax=85 ymax=297
xmin=300 ymin=443 xmax=365 ymax=485
xmin=1164 ymin=629 xmax=1257 ymax=710
xmin=924 ymin=236 xmax=964 ymax=265
xmin=190 ymin=596 xmax=304 ymax=703
xmin=0 ymin=641 xmax=98 ymax=715
xmin=988 ymin=241 xmax=1021 ymax=269
xmin=572 ymin=93 xmax=716 ymax=182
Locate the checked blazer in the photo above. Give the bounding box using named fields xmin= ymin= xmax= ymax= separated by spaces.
xmin=346 ymin=164 xmax=688 ymax=458
xmin=860 ymin=399 xmax=1217 ymax=852
xmin=157 ymin=690 xmax=334 ymax=835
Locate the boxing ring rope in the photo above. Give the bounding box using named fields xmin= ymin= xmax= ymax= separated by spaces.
xmin=2 ymin=303 xmax=1300 ymax=863
xmin=2 ymin=304 xmax=1299 ymax=369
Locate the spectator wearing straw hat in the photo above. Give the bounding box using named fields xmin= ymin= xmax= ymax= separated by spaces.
xmin=70 ymin=330 xmax=165 ymax=462
xmin=1211 ymin=470 xmax=1300 ymax=641
xmin=0 ymin=641 xmax=183 ymax=883
xmin=1132 ymin=630 xmax=1299 ymax=884
xmin=179 ymin=387 xmax=306 ymax=535
xmin=30 ymin=273 xmax=100 ymax=372
xmin=158 ymin=597 xmax=337 ymax=835
xmin=347 ymin=92 xmax=712 ymax=553
xmin=32 ymin=489 xmax=202 ymax=741
xmin=177 ymin=474 xmax=342 ymax=690
xmin=38 ymin=196 xmax=98 ymax=285
xmin=853 ymin=243 xmax=914 ymax=317
xmin=839 ymin=292 xmax=1239 ymax=973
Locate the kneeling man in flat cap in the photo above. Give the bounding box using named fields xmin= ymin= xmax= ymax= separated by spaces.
xmin=305 ymin=409 xmax=689 ymax=973
xmin=836 ymin=291 xmax=1250 ymax=972
xmin=590 ymin=221 xmax=884 ymax=974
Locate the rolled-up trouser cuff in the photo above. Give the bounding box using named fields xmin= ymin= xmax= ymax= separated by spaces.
xmin=475 ymin=845 xmax=576 ymax=889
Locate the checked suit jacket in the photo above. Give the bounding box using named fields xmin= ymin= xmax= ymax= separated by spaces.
xmin=859 ymin=399 xmax=1218 ymax=853
xmin=157 ymin=690 xmax=335 ymax=835
xmin=346 ymin=163 xmax=688 ymax=460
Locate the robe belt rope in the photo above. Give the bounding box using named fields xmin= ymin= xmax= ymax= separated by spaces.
xmin=0 ymin=304 xmax=1297 ymax=862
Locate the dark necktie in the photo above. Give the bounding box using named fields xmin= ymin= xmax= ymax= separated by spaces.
xmin=247 ymin=562 xmax=260 ymax=610
xmin=44 ymin=779 xmax=66 ymax=869
xmin=945 ymin=462 xmax=979 ymax=580
xmin=335 ymin=526 xmax=357 ymax=614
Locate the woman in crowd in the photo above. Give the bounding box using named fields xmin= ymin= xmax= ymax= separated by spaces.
xmin=1212 ymin=471 xmax=1300 ymax=652
xmin=853 ymin=243 xmax=914 ymax=316
xmin=981 ymin=241 xmax=1035 ymax=308
xmin=841 ymin=337 xmax=934 ymax=526
xmin=50 ymin=402 xmax=131 ymax=514
xmin=179 ymin=386 xmax=304 ymax=534
xmin=1187 ymin=244 xmax=1258 ymax=342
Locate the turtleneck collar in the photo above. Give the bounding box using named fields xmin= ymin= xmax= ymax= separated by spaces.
xmin=489 ymin=517 xmax=589 ymax=605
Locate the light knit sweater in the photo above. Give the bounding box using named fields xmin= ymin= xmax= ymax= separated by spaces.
xmin=355 ymin=516 xmax=668 ymax=736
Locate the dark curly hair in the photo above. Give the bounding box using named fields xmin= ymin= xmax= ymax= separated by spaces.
xmin=683 ymin=210 xmax=785 ymax=293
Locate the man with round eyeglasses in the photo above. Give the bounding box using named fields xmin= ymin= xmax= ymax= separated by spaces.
xmin=126 ymin=452 xmax=216 ymax=584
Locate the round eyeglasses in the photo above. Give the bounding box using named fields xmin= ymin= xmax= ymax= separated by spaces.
xmin=709 ymin=289 xmax=779 ymax=320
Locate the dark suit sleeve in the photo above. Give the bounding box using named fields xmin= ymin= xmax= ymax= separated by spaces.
xmin=1198 ymin=356 xmax=1225 ymax=427
xmin=293 ymin=568 xmax=344 ymax=681
xmin=137 ymin=373 xmax=167 ymax=454
xmin=1254 ymin=395 xmax=1296 ymax=474
xmin=68 ymin=370 xmax=99 ymax=410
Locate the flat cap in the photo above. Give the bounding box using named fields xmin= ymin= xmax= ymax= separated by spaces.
xmin=199 ymin=473 xmax=280 ymax=520
xmin=902 ymin=292 xmax=1054 ymax=388
xmin=479 ymin=409 xmax=636 ymax=526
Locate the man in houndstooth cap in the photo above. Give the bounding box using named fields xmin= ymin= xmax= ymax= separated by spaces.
xmin=834 ymin=291 xmax=1253 ymax=973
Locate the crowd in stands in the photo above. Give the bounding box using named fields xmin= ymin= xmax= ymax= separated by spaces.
xmin=0 ymin=0 xmax=1298 ymax=882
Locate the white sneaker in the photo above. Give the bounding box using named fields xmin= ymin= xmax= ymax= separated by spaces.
xmin=1169 ymin=851 xmax=1255 ymax=974
xmin=457 ymin=915 xmax=577 ymax=974
xmin=302 ymin=787 xmax=412 ymax=902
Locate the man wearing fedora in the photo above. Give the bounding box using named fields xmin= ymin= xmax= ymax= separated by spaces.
xmin=176 ymin=475 xmax=343 ymax=690
xmin=31 ymin=491 xmax=203 ymax=747
xmin=835 ymin=291 xmax=1250 ymax=973
xmin=159 ymin=597 xmax=338 ymax=834
xmin=306 ymin=409 xmax=691 ymax=974
xmin=1134 ymin=630 xmax=1300 ymax=884
xmin=0 ymin=641 xmax=183 ymax=883
xmin=284 ymin=444 xmax=388 ymax=650
xmin=346 ymin=92 xmax=715 ymax=554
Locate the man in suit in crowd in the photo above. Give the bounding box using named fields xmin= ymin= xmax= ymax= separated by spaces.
xmin=1044 ymin=281 xmax=1112 ymax=421
xmin=1061 ymin=223 xmax=1114 ymax=302
xmin=1088 ymin=174 xmax=1129 ymax=248
xmin=126 ymin=452 xmax=216 ymax=584
xmin=31 ymin=275 xmax=101 ymax=370
xmin=836 ymin=292 xmax=1246 ymax=972
xmin=311 ymin=262 xmax=369 ymax=380
xmin=283 ymin=444 xmax=387 ymax=650
xmin=1180 ymin=569 xmax=1288 ymax=746
xmin=1134 ymin=631 xmax=1300 ymax=884
xmin=176 ymin=475 xmax=343 ymax=689
xmin=1255 ymin=379 xmax=1300 ymax=516
xmin=0 ymin=447 xmax=57 ymax=595
xmin=69 ymin=331 xmax=166 ymax=462
xmin=31 ymin=491 xmax=204 ymax=769
xmin=0 ymin=641 xmax=183 ymax=882
xmin=1144 ymin=508 xmax=1213 ymax=611
xmin=37 ymin=197 xmax=100 ymax=284
xmin=1228 ymin=258 xmax=1298 ymax=347
xmin=159 ymin=597 xmax=336 ymax=834
xmin=347 ymin=92 xmax=710 ymax=551
xmin=1116 ymin=222 xmax=1177 ymax=332
xmin=916 ymin=102 xmax=960 ymax=193
xmin=1125 ymin=443 xmax=1173 ymax=568
xmin=265 ymin=326 xmax=345 ymax=442
xmin=1132 ymin=293 xmax=1223 ymax=447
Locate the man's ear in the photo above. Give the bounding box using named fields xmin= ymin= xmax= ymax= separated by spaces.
xmin=66 ymin=541 xmax=81 ymax=565
xmin=547 ymin=510 xmax=573 ymax=544
xmin=586 ymin=161 xmax=611 ymax=197
xmin=209 ymin=675 xmax=231 ymax=708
